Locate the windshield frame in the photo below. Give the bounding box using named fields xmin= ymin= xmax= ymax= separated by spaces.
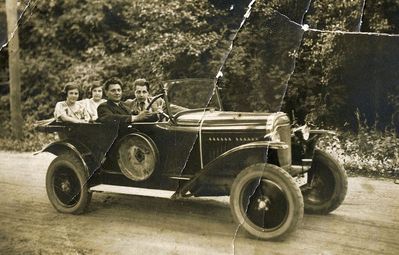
xmin=161 ymin=78 xmax=223 ymax=122
xmin=163 ymin=78 xmax=223 ymax=106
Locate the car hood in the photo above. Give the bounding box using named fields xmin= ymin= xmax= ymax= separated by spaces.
xmin=175 ymin=110 xmax=289 ymax=130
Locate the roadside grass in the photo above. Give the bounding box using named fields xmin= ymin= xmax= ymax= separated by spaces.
xmin=0 ymin=132 xmax=57 ymax=152
xmin=318 ymin=129 xmax=399 ymax=179
xmin=1 ymin=126 xmax=398 ymax=179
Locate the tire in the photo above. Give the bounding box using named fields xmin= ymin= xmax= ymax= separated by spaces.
xmin=302 ymin=149 xmax=348 ymax=214
xmin=46 ymin=153 xmax=92 ymax=214
xmin=230 ymin=163 xmax=304 ymax=240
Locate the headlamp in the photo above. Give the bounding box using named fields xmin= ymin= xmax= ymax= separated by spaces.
xmin=292 ymin=124 xmax=310 ymax=141
xmin=301 ymin=125 xmax=310 ymax=140
xmin=264 ymin=130 xmax=280 ymax=142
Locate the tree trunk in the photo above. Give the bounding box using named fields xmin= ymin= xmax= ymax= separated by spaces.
xmin=6 ymin=0 xmax=23 ymax=139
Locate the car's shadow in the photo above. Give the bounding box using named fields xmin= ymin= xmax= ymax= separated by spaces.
xmin=88 ymin=192 xmax=237 ymax=238
xmin=85 ymin=192 xmax=354 ymax=242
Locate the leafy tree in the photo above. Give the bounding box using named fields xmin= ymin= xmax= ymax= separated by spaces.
xmin=1 ymin=0 xmax=228 ymax=131
xmin=285 ymin=0 xmax=399 ymax=128
xmin=1 ymin=0 xmax=399 ymax=139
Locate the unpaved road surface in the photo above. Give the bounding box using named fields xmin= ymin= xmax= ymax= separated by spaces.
xmin=0 ymin=151 xmax=398 ymax=255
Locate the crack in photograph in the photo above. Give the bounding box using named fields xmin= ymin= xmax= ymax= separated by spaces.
xmin=0 ymin=0 xmax=398 ymax=254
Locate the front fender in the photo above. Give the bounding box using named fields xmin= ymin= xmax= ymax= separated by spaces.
xmin=35 ymin=140 xmax=99 ymax=175
xmin=175 ymin=141 xmax=289 ymax=197
xmin=214 ymin=140 xmax=289 ymax=167
xmin=219 ymin=141 xmax=289 ymax=156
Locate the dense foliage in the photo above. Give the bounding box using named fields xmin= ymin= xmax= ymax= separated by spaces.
xmin=286 ymin=1 xmax=399 ymax=129
xmin=0 ymin=0 xmax=398 ymax=176
xmin=1 ymin=0 xmax=398 ymax=126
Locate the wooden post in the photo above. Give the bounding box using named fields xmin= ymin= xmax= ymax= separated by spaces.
xmin=6 ymin=0 xmax=23 ymax=139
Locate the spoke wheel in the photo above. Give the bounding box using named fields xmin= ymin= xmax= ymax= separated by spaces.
xmin=302 ymin=149 xmax=348 ymax=214
xmin=53 ymin=167 xmax=81 ymax=206
xmin=46 ymin=153 xmax=92 ymax=214
xmin=230 ymin=164 xmax=303 ymax=240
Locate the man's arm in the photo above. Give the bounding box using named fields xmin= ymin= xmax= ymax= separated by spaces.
xmin=97 ymin=103 xmax=132 ymax=123
xmin=97 ymin=103 xmax=155 ymax=123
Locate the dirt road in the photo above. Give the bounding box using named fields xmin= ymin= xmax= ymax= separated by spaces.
xmin=0 ymin=151 xmax=398 ymax=255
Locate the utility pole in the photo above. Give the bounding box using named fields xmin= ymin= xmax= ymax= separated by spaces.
xmin=6 ymin=0 xmax=23 ymax=139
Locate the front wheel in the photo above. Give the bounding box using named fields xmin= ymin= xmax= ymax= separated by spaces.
xmin=46 ymin=153 xmax=92 ymax=214
xmin=230 ymin=164 xmax=304 ymax=240
xmin=301 ymin=149 xmax=348 ymax=214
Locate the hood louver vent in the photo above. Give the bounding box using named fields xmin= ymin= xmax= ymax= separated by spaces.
xmin=203 ymin=135 xmax=262 ymax=164
xmin=207 ymin=137 xmax=259 ymax=142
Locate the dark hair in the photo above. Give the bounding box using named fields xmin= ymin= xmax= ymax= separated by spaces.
xmin=86 ymin=83 xmax=103 ymax=98
xmin=63 ymin=83 xmax=81 ymax=99
xmin=103 ymin=77 xmax=123 ymax=91
xmin=133 ymin=78 xmax=150 ymax=92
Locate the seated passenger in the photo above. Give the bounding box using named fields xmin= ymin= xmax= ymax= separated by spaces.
xmin=97 ymin=78 xmax=155 ymax=123
xmin=78 ymin=83 xmax=106 ymax=121
xmin=54 ymin=83 xmax=90 ymax=123
xmin=125 ymin=78 xmax=164 ymax=114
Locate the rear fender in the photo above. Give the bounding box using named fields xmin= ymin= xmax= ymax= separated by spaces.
xmin=36 ymin=140 xmax=98 ymax=176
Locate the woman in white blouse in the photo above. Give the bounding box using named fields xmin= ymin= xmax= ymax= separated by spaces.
xmin=54 ymin=83 xmax=90 ymax=123
xmin=79 ymin=83 xmax=106 ymax=121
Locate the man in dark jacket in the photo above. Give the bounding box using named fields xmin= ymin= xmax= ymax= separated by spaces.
xmin=97 ymin=78 xmax=154 ymax=123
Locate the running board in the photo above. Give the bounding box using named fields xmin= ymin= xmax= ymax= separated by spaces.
xmin=89 ymin=184 xmax=175 ymax=199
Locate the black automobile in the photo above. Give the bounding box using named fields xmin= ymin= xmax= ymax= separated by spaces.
xmin=36 ymin=78 xmax=347 ymax=240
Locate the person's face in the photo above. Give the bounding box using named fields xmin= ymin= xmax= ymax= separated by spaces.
xmin=91 ymin=87 xmax=103 ymax=101
xmin=105 ymin=84 xmax=122 ymax=103
xmin=66 ymin=88 xmax=79 ymax=104
xmin=134 ymin=85 xmax=149 ymax=103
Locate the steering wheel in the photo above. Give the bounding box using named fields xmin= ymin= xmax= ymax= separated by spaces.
xmin=146 ymin=94 xmax=169 ymax=121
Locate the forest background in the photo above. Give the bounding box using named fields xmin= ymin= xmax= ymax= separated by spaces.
xmin=0 ymin=0 xmax=398 ymax=177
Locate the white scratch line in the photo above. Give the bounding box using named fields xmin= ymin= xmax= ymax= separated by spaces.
xmin=1 ymin=0 xmax=36 ymax=52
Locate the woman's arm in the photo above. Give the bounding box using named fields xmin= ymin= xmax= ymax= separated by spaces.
xmin=54 ymin=102 xmax=86 ymax=123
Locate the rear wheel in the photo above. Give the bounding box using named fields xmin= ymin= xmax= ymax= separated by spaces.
xmin=230 ymin=164 xmax=304 ymax=240
xmin=46 ymin=153 xmax=92 ymax=214
xmin=301 ymin=149 xmax=348 ymax=214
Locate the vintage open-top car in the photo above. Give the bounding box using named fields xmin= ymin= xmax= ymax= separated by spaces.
xmin=36 ymin=79 xmax=347 ymax=240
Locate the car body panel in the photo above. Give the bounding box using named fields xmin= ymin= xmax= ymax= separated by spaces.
xmin=37 ymin=106 xmax=296 ymax=196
